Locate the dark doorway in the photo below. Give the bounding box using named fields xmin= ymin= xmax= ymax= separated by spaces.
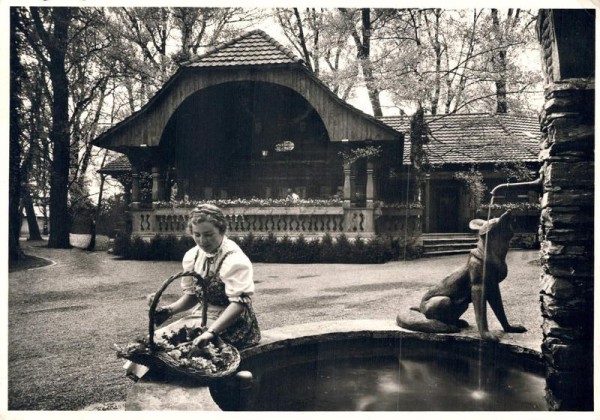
xmin=432 ymin=183 xmax=460 ymax=233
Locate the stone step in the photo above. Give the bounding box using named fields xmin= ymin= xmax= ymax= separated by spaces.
xmin=422 ymin=248 xmax=474 ymax=257
xmin=422 ymin=232 xmax=474 ymax=236
xmin=421 ymin=233 xmax=478 ymax=257
xmin=422 ymin=237 xmax=478 ymax=246
xmin=423 ymin=244 xmax=475 ymax=253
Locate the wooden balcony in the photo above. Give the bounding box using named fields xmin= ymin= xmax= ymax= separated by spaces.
xmin=129 ymin=204 xmax=422 ymax=241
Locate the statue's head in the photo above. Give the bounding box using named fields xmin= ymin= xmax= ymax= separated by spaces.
xmin=469 ymin=210 xmax=513 ymax=240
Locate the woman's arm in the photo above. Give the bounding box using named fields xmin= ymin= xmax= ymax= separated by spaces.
xmin=192 ymin=301 xmax=245 ymax=347
xmin=149 ymin=292 xmax=198 ymax=325
xmin=164 ymin=293 xmax=198 ymax=315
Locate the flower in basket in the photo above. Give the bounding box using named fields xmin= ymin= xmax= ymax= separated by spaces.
xmin=114 ymin=337 xmax=151 ymax=357
xmin=115 ymin=326 xmax=239 ymax=378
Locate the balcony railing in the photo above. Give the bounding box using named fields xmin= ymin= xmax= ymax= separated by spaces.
xmin=129 ymin=204 xmax=423 ymax=241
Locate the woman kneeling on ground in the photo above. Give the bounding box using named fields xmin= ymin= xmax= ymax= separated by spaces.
xmin=126 ymin=204 xmax=260 ymax=379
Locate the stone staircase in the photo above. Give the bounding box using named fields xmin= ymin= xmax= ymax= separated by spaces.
xmin=421 ymin=233 xmax=478 ymax=257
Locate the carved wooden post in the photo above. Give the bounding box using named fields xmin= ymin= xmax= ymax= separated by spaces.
xmin=151 ymin=166 xmax=163 ymax=206
xmin=343 ymin=162 xmax=352 ymax=208
xmin=349 ymin=164 xmax=356 ymax=206
xmin=131 ymin=168 xmax=140 ymax=210
xmin=366 ymin=159 xmax=375 ymax=208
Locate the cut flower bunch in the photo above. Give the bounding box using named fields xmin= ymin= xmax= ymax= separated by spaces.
xmin=115 ymin=326 xmax=238 ymax=376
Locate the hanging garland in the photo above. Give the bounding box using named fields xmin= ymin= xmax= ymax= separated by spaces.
xmin=339 ymin=146 xmax=382 ymax=166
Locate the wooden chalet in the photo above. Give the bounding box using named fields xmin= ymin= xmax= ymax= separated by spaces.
xmin=94 ymin=30 xmax=409 ymax=241
xmin=380 ymin=113 xmax=541 ymax=254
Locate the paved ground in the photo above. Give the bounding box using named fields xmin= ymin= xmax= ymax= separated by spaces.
xmin=7 ymin=239 xmax=543 ymax=410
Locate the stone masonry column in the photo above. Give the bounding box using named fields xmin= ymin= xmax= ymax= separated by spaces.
xmin=131 ymin=167 xmax=141 ymax=210
xmin=343 ymin=162 xmax=352 ymax=208
xmin=537 ymin=9 xmax=594 ymax=411
xmin=151 ymin=165 xmax=164 ymax=206
xmin=366 ymin=160 xmax=376 ymax=207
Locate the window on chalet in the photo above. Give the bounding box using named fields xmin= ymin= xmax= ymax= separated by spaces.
xmin=275 ymin=140 xmax=295 ymax=152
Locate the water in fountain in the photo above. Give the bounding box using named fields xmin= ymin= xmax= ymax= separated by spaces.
xmin=477 ymin=194 xmax=496 ymax=397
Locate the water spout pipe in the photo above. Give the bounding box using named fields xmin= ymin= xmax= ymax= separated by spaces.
xmin=490 ymin=177 xmax=543 ymax=196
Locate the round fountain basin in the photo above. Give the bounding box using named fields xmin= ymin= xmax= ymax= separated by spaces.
xmin=211 ymin=323 xmax=546 ymax=411
xmin=125 ymin=320 xmax=545 ymax=411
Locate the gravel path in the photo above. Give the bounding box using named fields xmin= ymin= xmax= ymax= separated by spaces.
xmin=8 ymin=240 xmax=543 ymax=410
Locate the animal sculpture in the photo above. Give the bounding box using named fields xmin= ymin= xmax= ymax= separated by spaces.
xmin=396 ymin=210 xmax=526 ymax=341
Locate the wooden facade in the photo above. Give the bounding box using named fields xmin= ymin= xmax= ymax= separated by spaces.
xmin=94 ymin=30 xmax=411 ymax=241
xmin=380 ymin=113 xmax=542 ymax=236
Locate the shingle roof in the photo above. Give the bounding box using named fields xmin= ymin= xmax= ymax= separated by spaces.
xmin=98 ymin=155 xmax=131 ymax=174
xmin=184 ymin=29 xmax=304 ymax=68
xmin=379 ymin=113 xmax=541 ymax=166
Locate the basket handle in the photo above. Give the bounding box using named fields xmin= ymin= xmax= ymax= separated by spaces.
xmin=148 ymin=270 xmax=205 ymax=350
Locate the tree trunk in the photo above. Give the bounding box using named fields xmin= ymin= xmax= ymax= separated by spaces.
xmin=360 ymin=8 xmax=382 ymax=117
xmin=22 ymin=187 xmax=43 ymax=240
xmin=45 ymin=8 xmax=73 ymax=248
xmin=491 ymin=9 xmax=508 ymax=114
xmin=409 ymin=107 xmax=427 ymax=203
xmin=9 ymin=8 xmax=24 ymax=261
xmin=495 ymin=50 xmax=508 ymax=113
xmin=47 ymin=70 xmax=72 ymax=248
xmin=432 ymin=12 xmax=442 ymax=115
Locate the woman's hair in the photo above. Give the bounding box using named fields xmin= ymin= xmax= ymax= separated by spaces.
xmin=187 ymin=204 xmax=227 ymax=235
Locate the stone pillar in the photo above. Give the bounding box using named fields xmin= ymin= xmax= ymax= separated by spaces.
xmin=537 ymin=9 xmax=594 ymax=411
xmin=366 ymin=160 xmax=375 ymax=208
xmin=151 ymin=166 xmax=163 ymax=205
xmin=343 ymin=162 xmax=352 ymax=208
xmin=131 ymin=168 xmax=140 ymax=210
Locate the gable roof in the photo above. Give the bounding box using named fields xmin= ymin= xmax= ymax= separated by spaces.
xmin=93 ymin=30 xmax=401 ymax=151
xmin=379 ymin=113 xmax=541 ymax=166
xmin=98 ymin=155 xmax=131 ymax=174
xmin=183 ymin=29 xmax=304 ymax=68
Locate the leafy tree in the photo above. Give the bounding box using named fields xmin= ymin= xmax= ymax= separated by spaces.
xmin=19 ymin=63 xmax=50 ymax=240
xmin=274 ymin=8 xmax=357 ymax=100
xmin=455 ymin=166 xmax=487 ymax=219
xmin=17 ymin=7 xmax=119 ymax=248
xmin=338 ymin=8 xmax=386 ymax=117
xmin=22 ymin=7 xmax=73 ymax=248
xmin=379 ymin=9 xmax=541 ymax=115
xmin=106 ymin=7 xmax=264 ymax=107
xmin=487 ymin=9 xmax=540 ymax=113
xmin=9 ymin=7 xmax=26 ymax=260
xmin=408 ymin=106 xmax=429 ymax=203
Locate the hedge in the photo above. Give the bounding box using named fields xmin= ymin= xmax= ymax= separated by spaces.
xmin=112 ymin=232 xmax=421 ymax=263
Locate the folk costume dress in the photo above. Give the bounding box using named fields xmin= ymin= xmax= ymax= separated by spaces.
xmin=154 ymin=237 xmax=261 ymax=349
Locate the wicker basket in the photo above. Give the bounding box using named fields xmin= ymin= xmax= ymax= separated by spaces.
xmin=116 ymin=270 xmax=241 ymax=382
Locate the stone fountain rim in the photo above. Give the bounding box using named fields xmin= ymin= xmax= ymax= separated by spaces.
xmin=241 ymin=318 xmax=542 ymax=360
xmin=125 ymin=318 xmax=542 ymax=411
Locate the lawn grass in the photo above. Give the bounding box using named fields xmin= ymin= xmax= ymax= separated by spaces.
xmin=8 ymin=242 xmax=543 ymax=411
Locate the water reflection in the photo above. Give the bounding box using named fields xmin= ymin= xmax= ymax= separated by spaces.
xmin=241 ymin=351 xmax=546 ymax=411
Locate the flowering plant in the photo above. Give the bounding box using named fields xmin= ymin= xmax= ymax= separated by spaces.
xmin=479 ymin=202 xmax=541 ymax=212
xmin=114 ymin=326 xmax=237 ymax=375
xmin=153 ymin=197 xmax=343 ymax=209
xmin=339 ymin=146 xmax=382 ymax=165
xmin=375 ymin=201 xmax=423 ymax=209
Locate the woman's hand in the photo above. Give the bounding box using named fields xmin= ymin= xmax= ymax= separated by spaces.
xmin=192 ymin=331 xmax=215 ymax=348
xmin=153 ymin=307 xmax=172 ymax=326
xmin=146 ymin=293 xmax=156 ymax=306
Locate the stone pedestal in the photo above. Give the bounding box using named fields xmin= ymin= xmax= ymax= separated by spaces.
xmin=538 ymin=78 xmax=594 ymax=410
xmin=537 ymin=10 xmax=595 ymax=410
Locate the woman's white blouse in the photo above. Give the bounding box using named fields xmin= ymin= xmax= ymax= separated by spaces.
xmin=180 ymin=237 xmax=254 ymax=303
